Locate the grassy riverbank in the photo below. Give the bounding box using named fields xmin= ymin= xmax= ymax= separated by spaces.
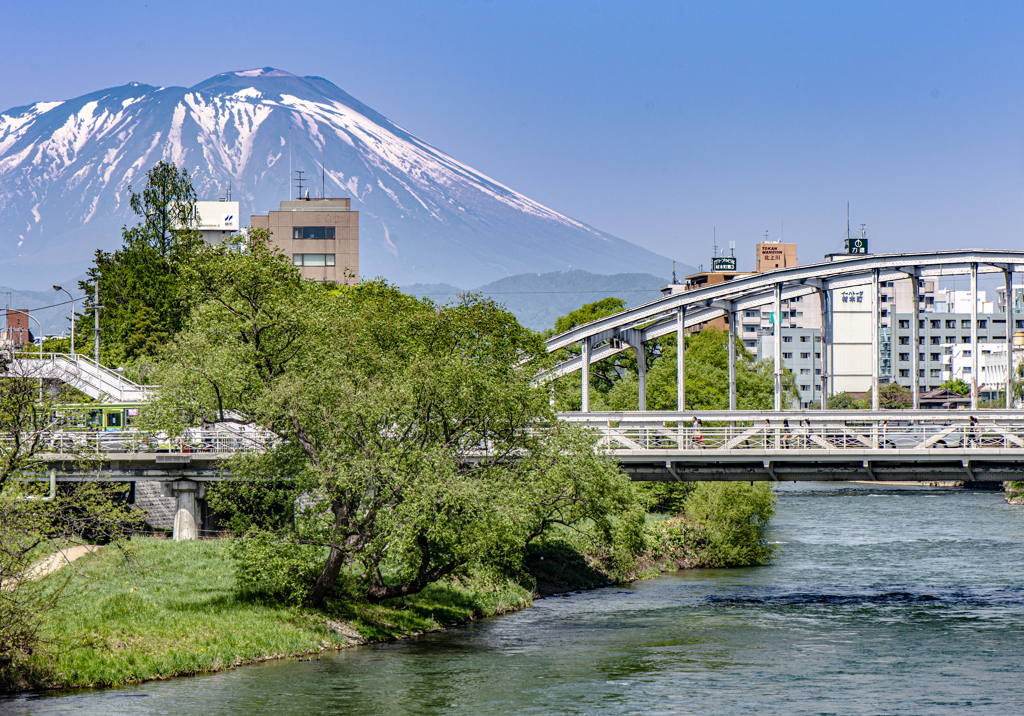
xmin=18 ymin=538 xmax=532 ymax=691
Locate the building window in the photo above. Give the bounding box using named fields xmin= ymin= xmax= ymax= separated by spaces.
xmin=963 ymin=349 xmax=972 ymax=357
xmin=899 ymin=320 xmax=910 ymax=329
xmin=815 ymin=353 xmax=821 ymax=359
xmin=881 ymin=309 xmax=888 ymax=317
xmin=962 ymin=367 xmax=971 ymax=374
xmin=800 ymin=335 xmax=810 ymax=342
xmin=919 ymin=369 xmax=925 ymax=377
xmin=782 ymin=352 xmax=793 ymax=359
xmin=784 ymin=336 xmax=793 ymax=342
xmin=744 ymin=326 xmax=755 ymax=333
xmin=946 ymin=336 xmax=956 ymax=344
xmin=960 ymin=336 xmax=970 ymax=344
xmin=961 ymin=319 xmax=971 ymax=329
xmin=292 ymin=226 xmax=336 ymax=239
xmin=930 ymin=336 xmax=941 ymax=345
xmin=919 ymin=320 xmax=926 ymax=329
xmin=930 ymin=353 xmax=940 ymax=361
xmin=800 ymin=352 xmax=810 ymax=359
xmin=1017 ymin=320 xmax=1024 ymax=329
xmin=881 ymin=295 xmax=888 ymax=303
xmin=919 ymin=353 xmax=925 ymax=362
xmin=899 ymin=352 xmax=910 ymax=361
xmin=800 ymin=368 xmax=811 ymax=375
xmin=899 ymin=369 xmax=910 ymax=377
xmin=979 ymin=320 xmax=988 ymax=329
xmin=931 ymin=369 xmax=941 ymax=377
xmin=745 ymin=311 xmax=757 ymax=318
xmin=815 ymin=368 xmax=821 ymax=375
xmin=899 ymin=336 xmax=910 ymax=345
xmin=930 ymin=320 xmax=941 ymax=329
xmin=292 ymin=254 xmax=336 ymax=267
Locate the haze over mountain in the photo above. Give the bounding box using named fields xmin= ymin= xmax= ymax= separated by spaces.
xmin=405 ymin=270 xmax=670 ymax=332
xmin=0 ymin=68 xmax=681 ymax=290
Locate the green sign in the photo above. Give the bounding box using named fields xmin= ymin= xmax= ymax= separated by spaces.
xmin=712 ymin=256 xmax=738 ymax=272
xmin=845 ymin=237 xmax=868 ymax=254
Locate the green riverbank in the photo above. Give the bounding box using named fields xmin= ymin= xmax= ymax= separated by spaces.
xmin=17 ymin=538 xmax=536 ymax=691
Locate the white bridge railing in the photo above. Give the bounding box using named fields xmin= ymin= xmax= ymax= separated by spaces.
xmin=587 ymin=421 xmax=1024 ymax=452
xmin=5 ymin=428 xmax=274 ymax=456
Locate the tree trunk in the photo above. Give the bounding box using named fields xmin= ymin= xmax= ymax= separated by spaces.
xmin=307 ymin=543 xmax=346 ymax=607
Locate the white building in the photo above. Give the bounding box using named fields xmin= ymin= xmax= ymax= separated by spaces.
xmin=941 ymin=342 xmax=1023 ymax=396
xmin=933 ymin=289 xmax=994 ymax=314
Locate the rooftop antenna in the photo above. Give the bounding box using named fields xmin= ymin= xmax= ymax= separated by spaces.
xmin=729 ymin=240 xmax=736 ymax=258
xmin=294 ymin=170 xmax=306 ymax=200
xmin=712 ymin=227 xmax=719 ymax=258
xmin=860 ymin=223 xmax=866 ymax=240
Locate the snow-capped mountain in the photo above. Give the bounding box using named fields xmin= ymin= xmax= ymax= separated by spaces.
xmin=0 ymin=68 xmax=677 ymax=289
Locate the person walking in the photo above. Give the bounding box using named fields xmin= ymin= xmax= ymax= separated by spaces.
xmin=692 ymin=416 xmax=704 ymax=448
xmin=969 ymin=415 xmax=980 ymax=448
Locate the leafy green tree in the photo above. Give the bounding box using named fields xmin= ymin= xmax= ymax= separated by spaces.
xmin=76 ymin=161 xmax=202 ymax=369
xmin=151 ymin=234 xmax=640 ymax=606
xmin=827 ymin=392 xmax=862 ymax=409
xmin=941 ymin=378 xmax=971 ymax=396
xmin=682 ymin=481 xmax=776 ymax=567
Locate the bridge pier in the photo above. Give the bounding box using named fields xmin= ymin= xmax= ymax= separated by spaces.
xmin=162 ymin=479 xmax=206 ymax=541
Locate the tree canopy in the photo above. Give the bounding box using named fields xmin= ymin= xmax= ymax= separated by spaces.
xmin=151 ymin=234 xmax=641 ymax=605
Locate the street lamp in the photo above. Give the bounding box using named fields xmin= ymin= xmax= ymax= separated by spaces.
xmin=53 ymin=285 xmax=74 ymax=358
xmin=8 ymin=309 xmax=44 ymax=401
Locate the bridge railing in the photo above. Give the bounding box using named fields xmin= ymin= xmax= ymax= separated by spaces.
xmin=590 ymin=421 xmax=1024 ymax=452
xmin=1 ymin=428 xmax=275 ymax=456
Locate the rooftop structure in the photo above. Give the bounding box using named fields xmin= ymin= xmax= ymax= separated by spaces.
xmin=250 ymin=198 xmax=359 ymax=284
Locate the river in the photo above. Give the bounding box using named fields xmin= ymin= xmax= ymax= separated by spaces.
xmin=6 ymin=483 xmax=1024 ymax=715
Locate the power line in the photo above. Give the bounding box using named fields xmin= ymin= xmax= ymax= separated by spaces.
xmin=410 ymin=289 xmax=665 ymax=296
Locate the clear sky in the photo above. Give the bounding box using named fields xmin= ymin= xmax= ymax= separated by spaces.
xmin=3 ymin=1 xmax=1024 ymax=272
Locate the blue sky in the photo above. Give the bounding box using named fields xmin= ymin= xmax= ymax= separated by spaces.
xmin=3 ymin=1 xmax=1024 ymax=272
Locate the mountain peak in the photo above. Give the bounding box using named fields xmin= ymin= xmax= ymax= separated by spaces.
xmin=0 ymin=69 xmax=677 ymax=289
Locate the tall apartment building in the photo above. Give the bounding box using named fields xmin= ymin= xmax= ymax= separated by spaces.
xmin=888 ymin=312 xmax=1020 ymax=393
xmin=249 ymin=198 xmax=359 ymax=284
xmin=757 ymin=327 xmax=823 ymax=408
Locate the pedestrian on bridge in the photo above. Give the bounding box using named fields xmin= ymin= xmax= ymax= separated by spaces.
xmin=969 ymin=415 xmax=980 ymax=448
xmin=763 ymin=418 xmax=771 ymax=449
xmin=692 ymin=417 xmax=704 ymax=448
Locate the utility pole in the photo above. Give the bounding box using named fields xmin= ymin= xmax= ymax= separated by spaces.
xmin=94 ymin=279 xmax=102 ymax=366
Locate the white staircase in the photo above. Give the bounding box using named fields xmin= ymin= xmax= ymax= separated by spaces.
xmin=6 ymin=353 xmax=155 ymax=402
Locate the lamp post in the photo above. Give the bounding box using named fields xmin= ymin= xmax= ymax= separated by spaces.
xmin=53 ymin=285 xmax=74 ymax=358
xmin=9 ymin=309 xmax=43 ymax=401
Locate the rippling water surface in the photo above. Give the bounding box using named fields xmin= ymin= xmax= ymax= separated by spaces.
xmin=7 ymin=483 xmax=1024 ymax=715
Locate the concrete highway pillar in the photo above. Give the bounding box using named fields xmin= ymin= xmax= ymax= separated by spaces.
xmin=912 ymin=273 xmax=920 ymax=409
xmin=164 ymin=480 xmax=205 ymax=541
xmin=1006 ymin=268 xmax=1014 ymax=409
xmin=971 ymin=262 xmax=979 ymax=411
xmin=677 ymin=307 xmax=685 ymax=411
xmin=728 ymin=304 xmax=737 ymax=412
xmin=581 ymin=337 xmax=591 ymax=413
xmin=871 ymin=269 xmax=880 ymax=412
xmin=774 ymin=283 xmax=782 ymax=412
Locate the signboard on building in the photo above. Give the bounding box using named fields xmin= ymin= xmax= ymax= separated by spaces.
xmin=711 ymin=256 xmax=737 ymax=272
xmin=845 ymin=237 xmax=868 ymax=254
xmin=194 ymin=201 xmax=240 ymax=231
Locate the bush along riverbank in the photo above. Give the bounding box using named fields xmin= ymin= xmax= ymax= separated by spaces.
xmin=5 ymin=481 xmax=775 ymax=692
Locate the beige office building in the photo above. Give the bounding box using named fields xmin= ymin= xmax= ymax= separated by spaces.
xmin=250 ymin=198 xmax=358 ymax=284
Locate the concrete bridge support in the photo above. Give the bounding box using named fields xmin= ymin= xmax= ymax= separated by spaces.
xmin=162 ymin=480 xmax=206 ymax=541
